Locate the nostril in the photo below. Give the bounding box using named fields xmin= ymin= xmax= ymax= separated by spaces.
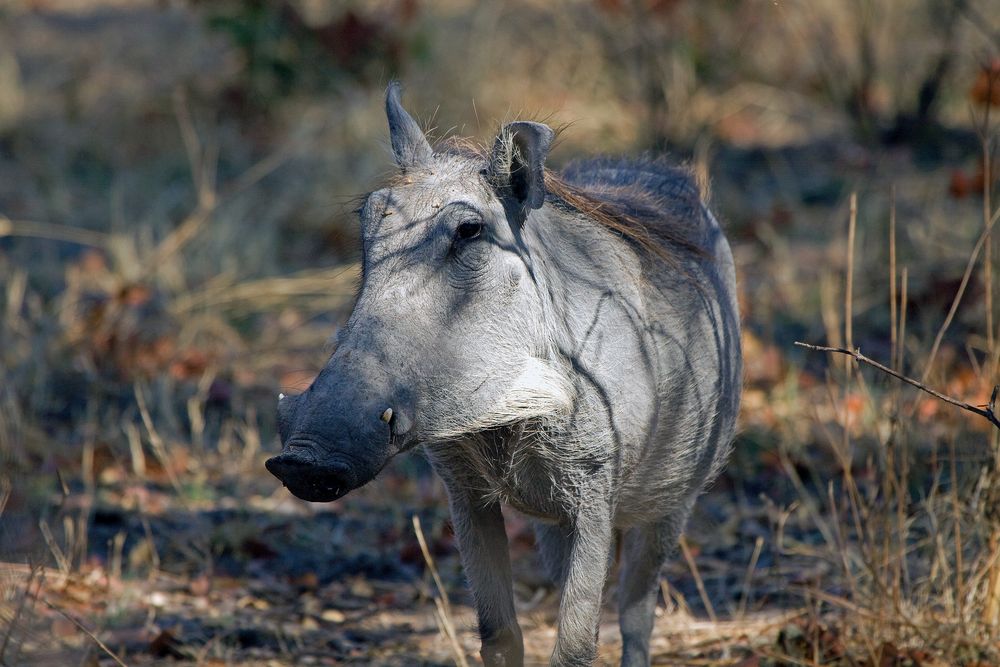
xmin=265 ymin=454 xmax=289 ymax=479
xmin=285 ymin=442 xmax=318 ymax=463
xmin=266 ymin=453 xmax=305 ymax=479
xmin=265 ymin=441 xmax=320 ymax=482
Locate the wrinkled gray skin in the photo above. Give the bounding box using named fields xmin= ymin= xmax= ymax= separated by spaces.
xmin=266 ymin=83 xmax=742 ymax=667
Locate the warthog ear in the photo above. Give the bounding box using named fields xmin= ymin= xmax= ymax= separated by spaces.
xmin=385 ymin=81 xmax=433 ymax=171
xmin=488 ymin=121 xmax=555 ymax=223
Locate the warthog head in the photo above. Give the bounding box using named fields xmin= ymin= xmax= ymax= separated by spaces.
xmin=266 ymin=83 xmax=573 ymax=501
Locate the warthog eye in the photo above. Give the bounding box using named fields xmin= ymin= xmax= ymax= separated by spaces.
xmin=455 ymin=220 xmax=483 ymax=241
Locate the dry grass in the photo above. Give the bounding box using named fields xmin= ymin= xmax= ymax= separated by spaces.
xmin=783 ymin=122 xmax=1000 ymax=663
xmin=1 ymin=1 xmax=999 ymax=665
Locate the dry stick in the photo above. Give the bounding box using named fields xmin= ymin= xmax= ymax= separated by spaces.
xmin=826 ymin=480 xmax=863 ymax=638
xmin=412 ymin=515 xmax=469 ymax=667
xmin=795 ymin=342 xmax=1000 ymax=430
xmin=678 ymin=536 xmax=717 ymax=624
xmin=890 ymin=186 xmax=897 ymax=369
xmin=949 ymin=436 xmax=964 ymax=619
xmin=845 ymin=192 xmax=857 ymax=364
xmin=985 ymin=530 xmax=1000 ymax=627
xmin=133 ymin=382 xmax=186 ymax=500
xmin=841 ymin=195 xmax=861 ymax=503
xmin=9 ymin=567 xmax=42 ymax=667
xmin=898 ymin=267 xmax=909 ymax=377
xmin=736 ymin=536 xmax=765 ymax=619
xmin=40 ymin=598 xmax=129 ymax=667
xmin=960 ymin=2 xmax=1000 ymax=49
xmin=839 ymin=195 xmax=876 ymax=645
xmin=659 ymin=578 xmax=692 ymax=617
xmin=898 ymin=266 xmax=913 ymax=595
xmin=921 ymin=205 xmax=1000 ymax=386
xmin=0 ymin=476 xmax=10 ymax=521
xmin=173 ymin=88 xmax=210 ymax=208
xmin=966 ymin=535 xmax=1000 ymax=629
xmin=38 ymin=519 xmax=70 ymax=574
xmin=0 ymin=216 xmax=109 ymax=248
xmin=138 ymin=514 xmax=161 ymax=582
xmin=139 ymin=117 xmax=296 ymax=283
xmin=0 ymin=565 xmax=39 ymax=663
xmin=2 ymin=116 xmax=291 ymax=276
xmin=978 ymin=73 xmax=995 ymax=366
xmin=984 ymin=135 xmax=994 ymax=359
xmin=168 ymin=265 xmax=359 ymax=316
xmin=887 ymin=197 xmax=906 ymax=610
xmin=981 ymin=100 xmax=1000 ymax=629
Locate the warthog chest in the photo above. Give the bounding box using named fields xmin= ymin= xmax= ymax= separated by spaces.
xmin=433 ymin=434 xmax=571 ymax=521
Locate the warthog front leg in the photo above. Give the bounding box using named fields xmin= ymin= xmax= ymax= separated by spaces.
xmin=445 ymin=487 xmax=524 ymax=667
xmin=551 ymin=498 xmax=614 ymax=666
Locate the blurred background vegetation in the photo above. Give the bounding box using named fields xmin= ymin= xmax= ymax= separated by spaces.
xmin=1 ymin=0 xmax=999 ymax=664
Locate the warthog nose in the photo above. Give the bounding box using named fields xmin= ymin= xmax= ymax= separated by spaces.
xmin=265 ymin=442 xmax=357 ymax=503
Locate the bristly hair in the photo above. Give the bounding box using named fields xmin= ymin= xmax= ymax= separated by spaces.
xmin=544 ymin=167 xmax=706 ymax=266
xmin=426 ymin=135 xmax=708 ymax=268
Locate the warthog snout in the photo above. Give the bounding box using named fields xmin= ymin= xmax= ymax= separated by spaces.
xmin=265 ymin=354 xmax=416 ymax=503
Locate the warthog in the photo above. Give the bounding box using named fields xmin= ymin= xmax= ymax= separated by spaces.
xmin=267 ymin=83 xmax=742 ymax=666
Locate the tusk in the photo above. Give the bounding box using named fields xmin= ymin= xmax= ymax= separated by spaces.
xmin=278 ymin=393 xmax=286 ymax=402
xmin=380 ymin=408 xmax=394 ymax=423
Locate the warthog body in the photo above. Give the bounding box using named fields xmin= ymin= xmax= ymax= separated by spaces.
xmin=267 ymin=84 xmax=742 ymax=666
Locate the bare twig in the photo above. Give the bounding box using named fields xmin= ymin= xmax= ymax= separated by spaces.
xmin=412 ymin=515 xmax=469 ymax=667
xmin=795 ymin=341 xmax=1000 ymax=430
xmin=679 ymin=535 xmax=717 ymax=624
xmin=138 ymin=107 xmax=298 ymax=282
xmin=921 ymin=206 xmax=1000 ymax=384
xmin=846 ymin=192 xmax=857 ymax=360
xmin=168 ymin=265 xmax=359 ymax=316
xmin=40 ymin=598 xmax=129 ymax=667
xmin=38 ymin=519 xmax=70 ymax=574
xmin=0 ymin=216 xmax=109 ymax=247
xmin=959 ymin=2 xmax=1000 ymax=51
xmin=0 ymin=563 xmax=40 ymax=663
xmin=737 ymin=535 xmax=764 ymax=619
xmin=889 ymin=186 xmax=897 ymax=369
xmin=0 ymin=477 xmax=9 ymax=522
xmin=133 ymin=382 xmax=185 ymax=500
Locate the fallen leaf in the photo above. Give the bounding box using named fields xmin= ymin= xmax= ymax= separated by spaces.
xmin=149 ymin=629 xmax=186 ymax=659
xmin=321 ymin=608 xmax=346 ymax=623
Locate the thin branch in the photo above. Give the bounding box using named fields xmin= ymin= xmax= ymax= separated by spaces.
xmin=0 ymin=216 xmax=109 ymax=248
xmin=0 ymin=564 xmax=40 ymax=663
xmin=959 ymin=2 xmax=1000 ymax=51
xmin=40 ymin=598 xmax=129 ymax=667
xmin=412 ymin=515 xmax=469 ymax=667
xmin=679 ymin=535 xmax=718 ymax=624
xmin=795 ymin=341 xmax=1000 ymax=430
xmin=921 ymin=205 xmax=1000 ymax=384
